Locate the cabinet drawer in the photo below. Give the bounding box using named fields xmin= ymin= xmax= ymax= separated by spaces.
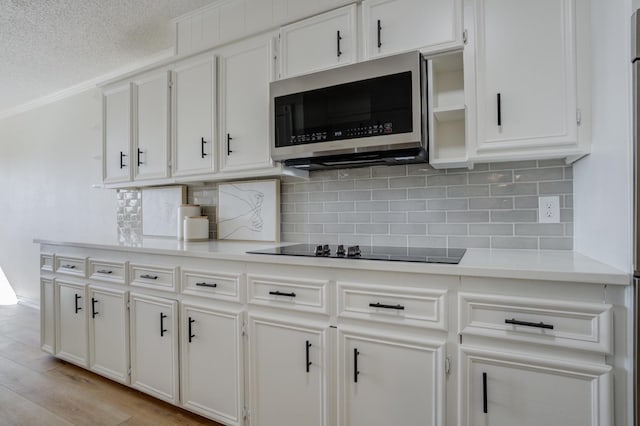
xmin=337 ymin=282 xmax=448 ymax=330
xmin=181 ymin=269 xmax=241 ymax=303
xmin=40 ymin=253 xmax=54 ymax=273
xmin=130 ymin=264 xmax=177 ymax=292
xmin=55 ymin=256 xmax=87 ymax=277
xmin=458 ymin=293 xmax=613 ymax=354
xmin=247 ymin=275 xmax=328 ymax=314
xmin=88 ymin=260 xmax=127 ymax=285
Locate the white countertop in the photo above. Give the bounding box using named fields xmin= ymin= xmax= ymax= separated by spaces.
xmin=34 ymin=237 xmax=631 ymax=285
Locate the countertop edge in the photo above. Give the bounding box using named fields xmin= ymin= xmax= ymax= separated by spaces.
xmin=34 ymin=239 xmax=631 ymax=286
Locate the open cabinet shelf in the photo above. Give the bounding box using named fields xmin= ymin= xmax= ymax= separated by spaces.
xmin=427 ymin=51 xmax=468 ymax=169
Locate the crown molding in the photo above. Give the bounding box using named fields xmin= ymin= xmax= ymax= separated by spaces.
xmin=0 ymin=47 xmax=176 ymax=121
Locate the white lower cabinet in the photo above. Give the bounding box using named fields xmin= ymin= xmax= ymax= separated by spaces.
xmin=54 ymin=280 xmax=88 ymax=367
xmin=129 ymin=292 xmax=179 ymax=404
xmin=459 ymin=347 xmax=612 ymax=426
xmin=248 ymin=314 xmax=330 ymax=426
xmin=339 ymin=329 xmax=446 ymax=426
xmin=180 ymin=302 xmax=244 ymax=425
xmin=88 ymin=286 xmax=129 ymax=384
xmin=40 ymin=278 xmax=55 ymax=354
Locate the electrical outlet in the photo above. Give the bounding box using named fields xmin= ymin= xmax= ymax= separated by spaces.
xmin=538 ymin=196 xmax=560 ymax=224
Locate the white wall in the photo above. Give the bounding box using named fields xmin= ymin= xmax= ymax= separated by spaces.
xmin=0 ymin=88 xmax=116 ymax=302
xmin=574 ymin=0 xmax=634 ymax=273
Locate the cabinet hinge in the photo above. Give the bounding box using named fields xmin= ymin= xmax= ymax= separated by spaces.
xmin=168 ymin=76 xmax=173 ymax=89
xmin=126 ymin=302 xmax=130 ymax=311
xmin=576 ymin=109 xmax=582 ymax=125
xmin=241 ymin=321 xmax=247 ymax=337
xmin=463 ymin=29 xmax=468 ymax=44
xmin=459 ymin=334 xmax=462 ymax=344
xmin=445 ymin=356 xmax=452 ymax=375
xmin=243 ymin=406 xmax=250 ymax=420
xmin=128 ymin=367 xmax=131 ymax=376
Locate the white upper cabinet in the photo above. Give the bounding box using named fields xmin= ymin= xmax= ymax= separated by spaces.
xmin=279 ymin=5 xmax=357 ymax=79
xmin=133 ymin=70 xmax=170 ymax=181
xmin=472 ymin=0 xmax=579 ymax=160
xmin=219 ymin=34 xmax=275 ymax=172
xmin=103 ymin=84 xmax=132 ymax=184
xmin=362 ymin=0 xmax=462 ymax=60
xmin=172 ymin=53 xmax=216 ymax=177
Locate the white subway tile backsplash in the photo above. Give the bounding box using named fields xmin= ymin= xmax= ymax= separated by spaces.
xmin=281 ymin=160 xmax=574 ymax=250
xmin=447 ymin=211 xmax=490 ymax=223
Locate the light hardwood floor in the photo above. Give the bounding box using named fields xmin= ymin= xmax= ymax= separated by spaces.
xmin=0 ymin=303 xmax=222 ymax=426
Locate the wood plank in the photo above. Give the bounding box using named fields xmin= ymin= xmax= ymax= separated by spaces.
xmin=0 ymin=385 xmax=73 ymax=426
xmin=0 ymin=335 xmax=62 ymax=372
xmin=0 ymin=355 xmax=131 ymax=426
xmin=48 ymin=363 xmax=219 ymax=425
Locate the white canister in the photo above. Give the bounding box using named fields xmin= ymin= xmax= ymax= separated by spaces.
xmin=184 ymin=216 xmax=210 ymax=241
xmin=177 ymin=205 xmax=201 ymax=239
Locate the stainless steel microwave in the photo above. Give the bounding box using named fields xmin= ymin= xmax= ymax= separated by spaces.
xmin=269 ymin=51 xmax=427 ymax=170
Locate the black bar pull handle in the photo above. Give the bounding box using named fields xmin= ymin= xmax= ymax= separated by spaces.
xmin=306 ymin=340 xmax=312 ymax=373
xmin=188 ymin=317 xmax=195 ymax=343
xmin=201 ymin=137 xmax=208 ymax=159
xmin=91 ymin=297 xmax=98 ymax=318
xmin=497 ymin=93 xmax=502 ymax=126
xmin=120 ymin=151 xmax=127 ymax=169
xmin=354 ymin=348 xmax=360 ymax=383
xmin=505 ymin=318 xmax=554 ymax=330
xmin=377 ymin=20 xmax=382 ymax=48
xmin=96 ymin=269 xmax=112 ymax=274
xmin=483 ymin=372 xmax=488 ymax=413
xmin=337 ymin=30 xmax=342 ymax=57
xmin=160 ymin=312 xmax=168 ymax=337
xmin=74 ymin=293 xmax=82 ymax=314
xmin=195 ymin=282 xmax=217 ymax=288
xmin=140 ymin=274 xmax=158 ymax=280
xmin=269 ymin=290 xmax=296 ymax=298
xmin=369 ymin=302 xmax=405 ymax=310
xmin=62 ymin=264 xmax=76 ymax=269
xmin=137 ymin=148 xmax=144 ymax=166
xmin=227 ymin=134 xmax=233 ymax=156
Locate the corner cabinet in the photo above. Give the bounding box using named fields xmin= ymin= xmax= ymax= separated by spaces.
xmin=470 ymin=0 xmax=584 ymax=162
xmin=172 ymin=53 xmax=216 ymax=177
xmin=219 ymin=33 xmax=276 ymax=173
xmin=362 ymin=0 xmax=462 ymax=59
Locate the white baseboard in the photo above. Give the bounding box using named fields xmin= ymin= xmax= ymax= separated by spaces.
xmin=17 ymin=296 xmax=39 ymax=310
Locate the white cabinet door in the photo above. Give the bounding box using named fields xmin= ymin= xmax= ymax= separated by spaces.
xmin=54 ymin=280 xmax=88 ymax=367
xmin=103 ymin=84 xmax=132 ymax=183
xmin=181 ymin=303 xmax=244 ymax=426
xmin=339 ymin=330 xmax=445 ymax=426
xmin=362 ymin=0 xmax=462 ymax=59
xmin=279 ymin=5 xmax=357 ymax=79
xmin=172 ymin=54 xmax=216 ymax=177
xmin=133 ymin=70 xmax=170 ymax=181
xmin=88 ymin=286 xmax=129 ymax=384
xmin=40 ymin=278 xmax=55 ymax=354
xmin=473 ymin=0 xmax=577 ymax=156
xmin=130 ymin=292 xmax=179 ymax=404
xmin=460 ymin=347 xmax=612 ymax=426
xmin=219 ymin=34 xmax=274 ymax=172
xmin=248 ymin=314 xmax=329 ymax=426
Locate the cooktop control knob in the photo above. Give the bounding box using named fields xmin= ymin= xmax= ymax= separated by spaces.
xmin=347 ymin=245 xmax=361 ymax=257
xmin=336 ymin=244 xmax=346 ymax=256
xmin=323 ymin=244 xmax=331 ymax=255
xmin=314 ymin=245 xmax=324 ymax=256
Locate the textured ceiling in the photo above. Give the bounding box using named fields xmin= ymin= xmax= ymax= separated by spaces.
xmin=0 ymin=0 xmax=215 ymax=113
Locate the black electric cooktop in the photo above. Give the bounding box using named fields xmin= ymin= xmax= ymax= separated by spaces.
xmin=247 ymin=244 xmax=466 ymax=264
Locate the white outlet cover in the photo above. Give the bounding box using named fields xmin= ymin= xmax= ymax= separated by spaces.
xmin=538 ymin=196 xmax=560 ymax=224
